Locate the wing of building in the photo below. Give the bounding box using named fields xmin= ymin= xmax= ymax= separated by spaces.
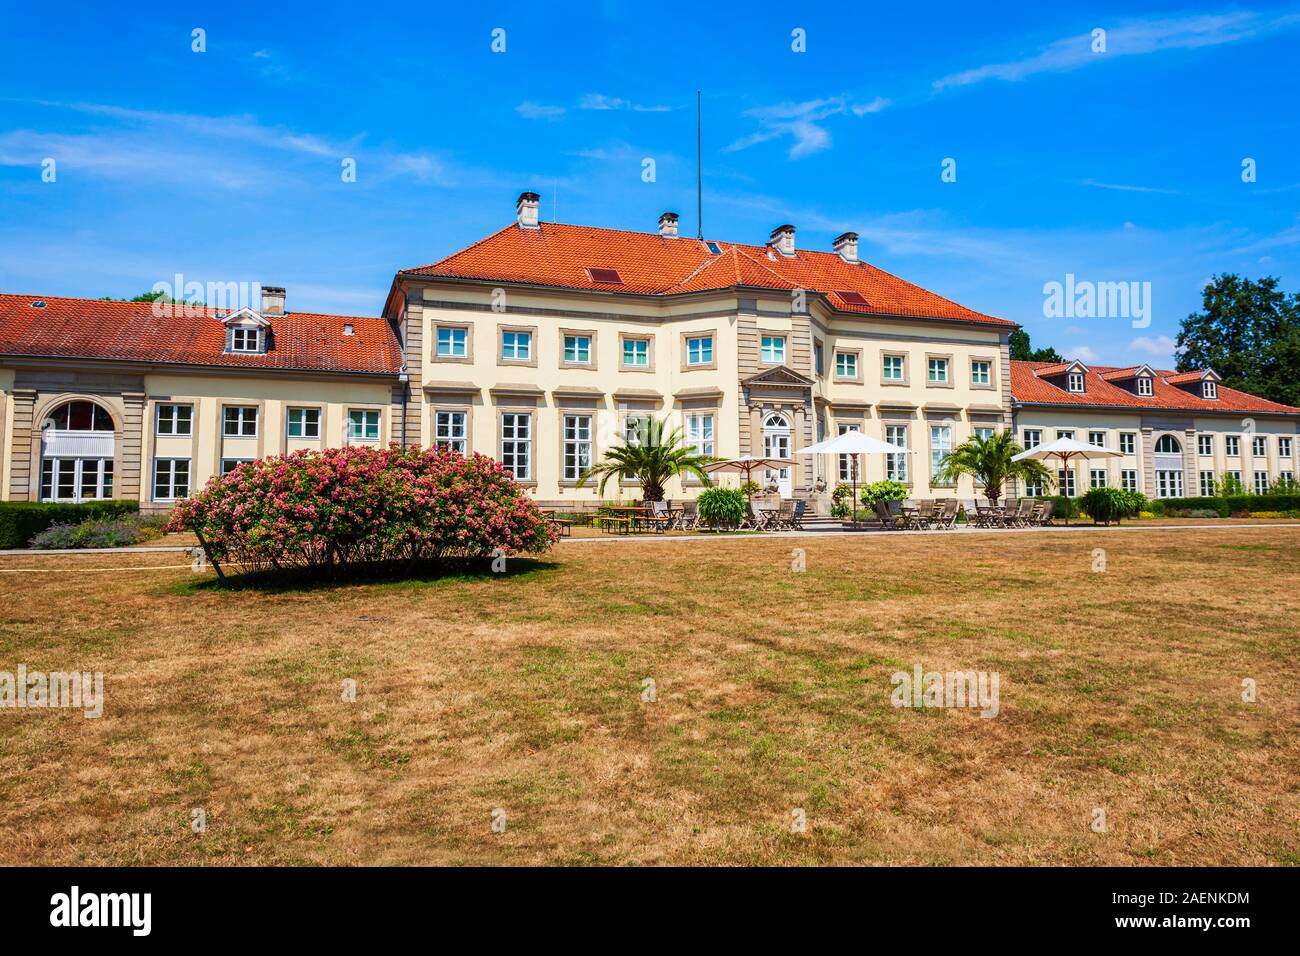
xmin=2 ymin=191 xmax=1297 ymax=509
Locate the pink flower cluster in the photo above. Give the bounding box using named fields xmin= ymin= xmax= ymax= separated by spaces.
xmin=168 ymin=445 xmax=559 ymax=576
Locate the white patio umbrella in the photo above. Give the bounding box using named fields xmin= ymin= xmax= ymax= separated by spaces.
xmin=703 ymin=455 xmax=796 ymax=526
xmin=797 ymin=431 xmax=912 ymax=525
xmin=1012 ymin=437 xmax=1123 ymax=526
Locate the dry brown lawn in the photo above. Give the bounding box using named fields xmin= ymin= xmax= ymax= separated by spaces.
xmin=0 ymin=526 xmax=1296 ymax=866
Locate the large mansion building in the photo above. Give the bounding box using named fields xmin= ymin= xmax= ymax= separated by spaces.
xmin=2 ymin=192 xmax=1297 ymax=510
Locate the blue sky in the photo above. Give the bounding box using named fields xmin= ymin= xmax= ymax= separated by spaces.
xmin=2 ymin=1 xmax=1299 ymax=367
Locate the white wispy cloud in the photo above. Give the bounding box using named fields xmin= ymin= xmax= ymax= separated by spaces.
xmin=1065 ymin=344 xmax=1102 ymax=364
xmin=516 ymin=101 xmax=566 ymax=120
xmin=1083 ymin=179 xmax=1180 ymax=195
xmin=1130 ymin=334 xmax=1179 ymax=358
xmin=850 ymin=96 xmax=892 ymax=116
xmin=579 ymin=93 xmax=671 ymax=112
xmin=933 ymin=11 xmax=1300 ymax=90
xmin=726 ymin=95 xmax=892 ymax=159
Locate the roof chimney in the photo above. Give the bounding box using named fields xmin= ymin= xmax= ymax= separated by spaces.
xmin=516 ymin=191 xmax=541 ymax=229
xmin=832 ymin=231 xmax=859 ymax=264
xmin=769 ymin=224 xmax=796 ymax=257
xmin=658 ymin=211 xmax=679 ymax=238
xmin=260 ymin=286 xmax=286 ymax=315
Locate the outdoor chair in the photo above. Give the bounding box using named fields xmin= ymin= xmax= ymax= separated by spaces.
xmin=679 ymin=501 xmax=698 ymax=530
xmin=935 ymin=499 xmax=960 ymax=529
xmin=903 ymin=500 xmax=935 ymax=530
xmin=1013 ymin=499 xmax=1036 ymax=527
xmin=1036 ymin=499 xmax=1056 ymax=526
xmin=773 ymin=499 xmax=796 ymax=530
xmin=875 ymin=500 xmax=903 ymax=529
xmin=788 ymin=499 xmax=807 ymax=530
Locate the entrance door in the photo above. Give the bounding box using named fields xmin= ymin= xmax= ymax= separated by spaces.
xmin=762 ymin=413 xmax=793 ymax=498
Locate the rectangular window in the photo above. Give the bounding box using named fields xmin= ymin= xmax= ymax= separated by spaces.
xmin=1226 ymin=469 xmax=1242 ymax=486
xmin=927 ymin=357 xmax=949 ymax=384
xmin=1279 ymin=437 xmax=1292 ymax=458
xmin=686 ymin=335 xmax=713 ymax=366
xmin=1198 ymin=435 xmax=1214 ymax=456
xmin=882 ymin=354 xmax=904 ymax=381
xmin=1226 ymin=435 xmax=1240 ymax=456
xmin=835 ymin=352 xmax=858 ymax=378
xmin=1090 ymin=467 xmax=1108 ymax=489
xmin=42 ymin=458 xmax=112 ymax=502
xmin=622 ymin=337 xmax=650 ymax=367
xmin=1121 ymin=469 xmax=1138 ymax=493
xmin=562 ymin=414 xmax=592 ymax=481
xmin=1279 ymin=470 xmax=1295 ymax=483
xmin=814 ymin=341 xmax=824 ymax=376
xmin=836 ymin=424 xmax=860 ymax=482
xmin=886 ymin=425 xmax=908 ymax=482
xmin=974 ymin=426 xmax=995 ymax=441
xmin=970 ymin=360 xmax=991 ymax=386
xmin=1056 ymin=430 xmax=1074 ymax=441
xmin=230 ymin=328 xmax=261 ymax=353
xmin=286 ymin=407 xmax=320 ymax=439
xmin=686 ymin=414 xmax=714 ymax=457
xmin=1137 ymin=376 xmax=1153 ymax=396
xmin=1203 ymin=382 xmax=1217 ymax=399
xmin=1199 ymin=470 xmax=1215 ymax=496
xmin=1058 ymin=469 xmax=1077 ymax=497
xmin=501 ymin=413 xmax=531 ymax=480
xmin=155 ymin=403 xmax=193 ymax=436
xmin=220 ymin=458 xmax=253 ymax=477
xmin=1024 ymin=478 xmax=1043 ymax=497
xmin=501 ymin=330 xmax=531 ymax=361
xmin=1120 ymin=432 xmax=1135 ymax=454
xmin=761 ymin=335 xmax=785 ymax=364
xmin=222 ymin=406 xmax=257 ymax=437
xmin=437 ymin=326 xmax=468 ymax=358
xmin=563 ymin=334 xmax=591 ymax=364
xmin=1067 ymin=372 xmax=1085 ymax=393
xmin=929 ymin=424 xmax=952 ymax=481
xmin=435 ymin=411 xmax=467 ymax=454
xmin=153 ymin=458 xmax=190 ymax=501
xmin=1155 ymin=470 xmax=1184 ymax=498
xmin=1023 ymin=429 xmax=1041 ymax=450
xmin=1252 ymin=436 xmax=1267 ymax=457
xmin=346 ymin=409 xmax=380 ymax=442
xmin=1254 ymin=471 xmax=1269 ymax=494
xmin=1088 ymin=431 xmax=1106 ymax=448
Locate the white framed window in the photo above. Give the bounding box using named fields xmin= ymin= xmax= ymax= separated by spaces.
xmin=1254 ymin=471 xmax=1270 ymax=494
xmin=1279 ymin=437 xmax=1293 ymax=458
xmin=927 ymin=358 xmax=949 ymax=384
xmin=346 ymin=409 xmax=380 ymax=442
xmin=563 ymin=414 xmax=592 ymax=481
xmin=1226 ymin=435 xmax=1240 ymax=456
xmin=1154 ymin=434 xmax=1181 ymax=454
xmin=929 ymin=424 xmax=952 ymax=482
xmin=1252 ymin=436 xmax=1267 ymax=457
xmin=686 ymin=335 xmax=713 ymax=366
xmin=220 ymin=457 xmax=253 ymax=477
xmin=1057 ymin=429 xmax=1074 ymax=441
xmin=1057 ymin=469 xmax=1076 ymax=497
xmin=761 ymin=335 xmax=785 ymax=364
xmin=886 ymin=424 xmax=908 ymax=482
xmin=230 ymin=327 xmax=261 ymax=353
xmin=837 ymin=423 xmax=860 ymax=482
xmin=882 ymin=354 xmax=904 ymax=381
xmin=622 ymin=337 xmax=650 ymax=367
xmin=1226 ymin=469 xmax=1242 ymax=486
xmin=1197 ymin=435 xmax=1213 ymax=456
xmin=686 ymin=413 xmax=714 ymax=457
xmin=501 ymin=330 xmax=531 ymax=361
xmin=1067 ymin=372 xmax=1085 ymax=393
xmin=1136 ymin=376 xmax=1153 ymax=396
xmin=1155 ymin=469 xmax=1184 ymax=498
xmin=814 ymin=341 xmax=824 ymax=376
xmin=155 ymin=403 xmax=192 ymax=436
xmin=1088 ymin=431 xmax=1106 ymax=448
xmin=434 ymin=411 xmax=467 ymax=454
xmin=41 ymin=458 xmax=114 ymax=502
xmin=1121 ymin=469 xmax=1138 ymax=492
xmin=974 ymin=426 xmax=995 ymax=442
xmin=222 ymin=406 xmax=258 ymax=437
xmin=1203 ymin=381 xmax=1217 ymax=400
xmin=1199 ymin=470 xmax=1215 ymax=496
xmin=970 ymin=360 xmax=991 ymax=386
xmin=835 ymin=352 xmax=858 ymax=378
xmin=1023 ymin=478 xmax=1043 ymax=497
xmin=1119 ymin=432 xmax=1136 ymax=454
xmin=437 ymin=326 xmax=468 ymax=358
xmin=1279 ymin=470 xmax=1294 ymax=483
xmin=1090 ymin=468 xmax=1108 ymax=489
xmin=564 ymin=334 xmax=591 ymax=364
xmin=1023 ymin=429 xmax=1041 ymax=450
xmin=153 ymin=458 xmax=190 ymax=501
xmin=286 ymin=407 xmax=320 ymax=439
xmin=501 ymin=413 xmax=531 ymax=480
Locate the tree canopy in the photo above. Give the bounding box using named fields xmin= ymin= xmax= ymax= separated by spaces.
xmin=1009 ymin=328 xmax=1063 ymax=363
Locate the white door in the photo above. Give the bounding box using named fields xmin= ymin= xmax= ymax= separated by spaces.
xmin=763 ymin=413 xmax=793 ymax=498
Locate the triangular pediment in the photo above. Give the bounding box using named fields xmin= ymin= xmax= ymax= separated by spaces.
xmin=742 ymin=365 xmax=815 ymax=388
xmin=218 ymin=307 xmax=272 ymax=327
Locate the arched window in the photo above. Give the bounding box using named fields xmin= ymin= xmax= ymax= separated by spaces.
xmin=46 ymin=400 xmax=114 ymax=431
xmin=763 ymin=412 xmax=789 ymax=431
xmin=1154 ymin=435 xmax=1181 ymax=454
xmin=40 ymin=400 xmax=115 ymax=502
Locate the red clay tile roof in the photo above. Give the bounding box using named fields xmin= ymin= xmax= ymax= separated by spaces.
xmin=1098 ymin=365 xmax=1150 ymax=381
xmin=402 ymin=222 xmax=1012 ymax=326
xmin=1011 ymin=360 xmax=1300 ymax=415
xmin=0 ymin=294 xmax=402 ymax=375
xmin=1162 ymin=370 xmax=1209 ymax=385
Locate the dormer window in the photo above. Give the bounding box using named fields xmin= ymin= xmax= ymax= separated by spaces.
xmin=1203 ymin=381 xmax=1217 ymax=400
xmin=1068 ymin=372 xmax=1085 ymax=393
xmin=230 ymin=327 xmax=262 ymax=353
xmin=1137 ymin=376 xmax=1153 ymax=396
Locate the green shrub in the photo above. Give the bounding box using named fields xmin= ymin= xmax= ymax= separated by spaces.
xmin=1268 ymin=476 xmax=1300 ymax=496
xmin=858 ymin=479 xmax=909 ymax=507
xmin=31 ymin=515 xmax=165 ymax=549
xmin=0 ymin=500 xmax=139 ymax=549
xmin=1081 ymin=487 xmax=1131 ymax=525
xmin=1036 ymin=495 xmax=1081 ymax=518
xmin=1215 ymin=474 xmax=1246 ymax=496
xmin=696 ymin=487 xmax=746 ymax=528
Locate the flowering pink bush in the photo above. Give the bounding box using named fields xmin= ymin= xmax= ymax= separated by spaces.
xmin=167 ymin=445 xmax=558 ymax=578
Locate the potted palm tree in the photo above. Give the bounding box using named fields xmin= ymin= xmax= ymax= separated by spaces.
xmin=934 ymin=430 xmax=1054 ymax=504
xmin=578 ymin=418 xmax=717 ymax=501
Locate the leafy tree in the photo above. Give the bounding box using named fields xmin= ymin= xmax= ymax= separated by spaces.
xmin=100 ymin=291 xmax=195 ymax=305
xmin=1177 ymin=274 xmax=1300 ymax=407
xmin=1009 ymin=328 xmax=1064 ymax=363
xmin=578 ymin=418 xmax=716 ymax=501
xmin=934 ymin=430 xmax=1054 ymax=503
